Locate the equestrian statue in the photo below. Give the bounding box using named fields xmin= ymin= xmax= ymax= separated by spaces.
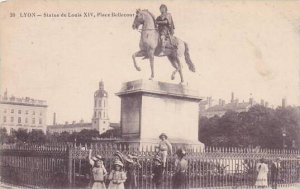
xmin=132 ymin=4 xmax=196 ymax=84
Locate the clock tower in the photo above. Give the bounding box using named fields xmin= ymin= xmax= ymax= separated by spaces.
xmin=92 ymin=80 xmax=110 ymax=134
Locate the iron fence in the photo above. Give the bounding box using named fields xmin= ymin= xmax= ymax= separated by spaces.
xmin=1 ymin=143 xmax=300 ymax=189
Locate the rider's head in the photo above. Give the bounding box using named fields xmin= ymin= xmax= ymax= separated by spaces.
xmin=160 ymin=4 xmax=168 ymax=14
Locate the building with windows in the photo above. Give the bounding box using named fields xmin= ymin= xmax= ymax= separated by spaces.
xmin=0 ymin=90 xmax=47 ymax=134
xmin=47 ymin=81 xmax=118 ymax=134
xmin=47 ymin=120 xmax=92 ymax=134
xmin=199 ymin=92 xmax=256 ymax=118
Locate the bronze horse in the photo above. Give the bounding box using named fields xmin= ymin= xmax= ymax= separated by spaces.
xmin=132 ymin=9 xmax=195 ymax=83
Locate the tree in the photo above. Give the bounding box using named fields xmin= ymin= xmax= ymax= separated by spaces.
xmin=199 ymin=105 xmax=300 ymax=149
xmin=0 ymin=127 xmax=8 ymax=144
xmin=99 ymin=128 xmax=121 ymax=138
xmin=76 ymin=129 xmax=100 ymax=143
xmin=28 ymin=130 xmax=46 ymax=143
xmin=57 ymin=131 xmax=72 ymax=143
xmin=12 ymin=129 xmax=29 ymax=143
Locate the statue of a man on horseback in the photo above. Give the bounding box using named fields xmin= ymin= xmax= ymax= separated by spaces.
xmin=132 ymin=5 xmax=195 ymax=84
xmin=155 ymin=4 xmax=175 ymax=56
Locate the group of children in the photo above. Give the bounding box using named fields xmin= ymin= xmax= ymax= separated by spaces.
xmin=88 ymin=149 xmax=127 ymax=189
xmin=88 ymin=133 xmax=187 ymax=189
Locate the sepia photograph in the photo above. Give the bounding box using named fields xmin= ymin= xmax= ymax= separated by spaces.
xmin=0 ymin=0 xmax=300 ymax=188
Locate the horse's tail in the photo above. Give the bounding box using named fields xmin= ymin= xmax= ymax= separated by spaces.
xmin=184 ymin=42 xmax=196 ymax=72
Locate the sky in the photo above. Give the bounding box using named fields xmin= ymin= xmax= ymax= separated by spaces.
xmin=0 ymin=0 xmax=299 ymax=125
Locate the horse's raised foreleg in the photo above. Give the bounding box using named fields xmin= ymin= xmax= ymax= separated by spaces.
xmin=148 ymin=49 xmax=155 ymax=80
xmin=132 ymin=50 xmax=146 ymax=71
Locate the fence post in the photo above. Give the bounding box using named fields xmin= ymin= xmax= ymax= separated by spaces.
xmin=67 ymin=146 xmax=73 ymax=188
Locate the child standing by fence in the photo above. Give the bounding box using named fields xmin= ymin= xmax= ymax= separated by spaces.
xmin=270 ymin=157 xmax=281 ymax=189
xmin=255 ymin=158 xmax=269 ymax=189
xmin=108 ymin=160 xmax=127 ymax=189
xmin=157 ymin=133 xmax=172 ymax=169
xmin=173 ymin=149 xmax=188 ymax=189
xmin=152 ymin=155 xmax=164 ymax=189
xmin=125 ymin=152 xmax=141 ymax=189
xmin=88 ymin=149 xmax=107 ymax=189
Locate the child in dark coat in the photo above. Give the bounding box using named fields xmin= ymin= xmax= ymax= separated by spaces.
xmin=173 ymin=149 xmax=188 ymax=189
xmin=270 ymin=157 xmax=281 ymax=189
xmin=152 ymin=155 xmax=164 ymax=189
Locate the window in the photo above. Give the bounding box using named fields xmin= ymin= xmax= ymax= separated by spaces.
xmin=18 ymin=117 xmax=21 ymax=123
xmin=3 ymin=116 xmax=6 ymax=123
xmin=32 ymin=111 xmax=35 ymax=115
xmin=103 ymin=100 xmax=106 ymax=107
xmin=32 ymin=118 xmax=35 ymax=124
xmin=11 ymin=109 xmax=14 ymax=113
xmin=4 ymin=109 xmax=7 ymax=113
xmin=39 ymin=118 xmax=42 ymax=124
xmin=25 ymin=110 xmax=28 ymax=115
xmin=25 ymin=118 xmax=28 ymax=123
xmin=10 ymin=117 xmax=14 ymax=123
xmin=18 ymin=110 xmax=21 ymax=114
xmin=39 ymin=112 xmax=42 ymax=116
xmin=103 ymin=112 xmax=106 ymax=118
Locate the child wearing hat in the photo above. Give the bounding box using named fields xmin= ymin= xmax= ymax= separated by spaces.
xmin=88 ymin=149 xmax=107 ymax=189
xmin=173 ymin=149 xmax=188 ymax=189
xmin=157 ymin=133 xmax=173 ymax=168
xmin=125 ymin=152 xmax=141 ymax=189
xmin=108 ymin=160 xmax=127 ymax=189
xmin=270 ymin=157 xmax=281 ymax=189
xmin=152 ymin=155 xmax=164 ymax=189
xmin=255 ymin=158 xmax=269 ymax=188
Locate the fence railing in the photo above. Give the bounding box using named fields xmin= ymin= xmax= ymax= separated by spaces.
xmin=0 ymin=143 xmax=300 ymax=189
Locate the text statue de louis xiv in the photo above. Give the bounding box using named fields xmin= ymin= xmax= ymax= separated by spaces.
xmin=131 ymin=4 xmax=196 ymax=84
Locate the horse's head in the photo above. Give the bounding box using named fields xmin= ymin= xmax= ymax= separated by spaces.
xmin=132 ymin=9 xmax=144 ymax=30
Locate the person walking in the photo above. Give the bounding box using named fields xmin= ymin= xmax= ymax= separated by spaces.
xmin=255 ymin=158 xmax=269 ymax=189
xmin=88 ymin=149 xmax=107 ymax=189
xmin=270 ymin=157 xmax=281 ymax=189
xmin=152 ymin=155 xmax=164 ymax=189
xmin=173 ymin=149 xmax=188 ymax=189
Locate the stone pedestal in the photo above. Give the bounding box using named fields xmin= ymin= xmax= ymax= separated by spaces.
xmin=116 ymin=79 xmax=204 ymax=151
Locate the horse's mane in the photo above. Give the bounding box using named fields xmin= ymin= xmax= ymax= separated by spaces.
xmin=142 ymin=9 xmax=157 ymax=27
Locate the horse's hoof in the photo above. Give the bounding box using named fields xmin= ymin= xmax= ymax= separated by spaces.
xmin=171 ymin=75 xmax=175 ymax=80
xmin=149 ymin=77 xmax=153 ymax=80
xmin=135 ymin=67 xmax=141 ymax=71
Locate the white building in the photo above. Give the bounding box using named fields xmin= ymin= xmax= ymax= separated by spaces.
xmin=92 ymin=80 xmax=111 ymax=133
xmin=47 ymin=120 xmax=92 ymax=134
xmin=0 ymin=90 xmax=47 ymax=134
xmin=47 ymin=80 xmax=115 ymax=134
xmin=199 ymin=93 xmax=256 ymax=118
